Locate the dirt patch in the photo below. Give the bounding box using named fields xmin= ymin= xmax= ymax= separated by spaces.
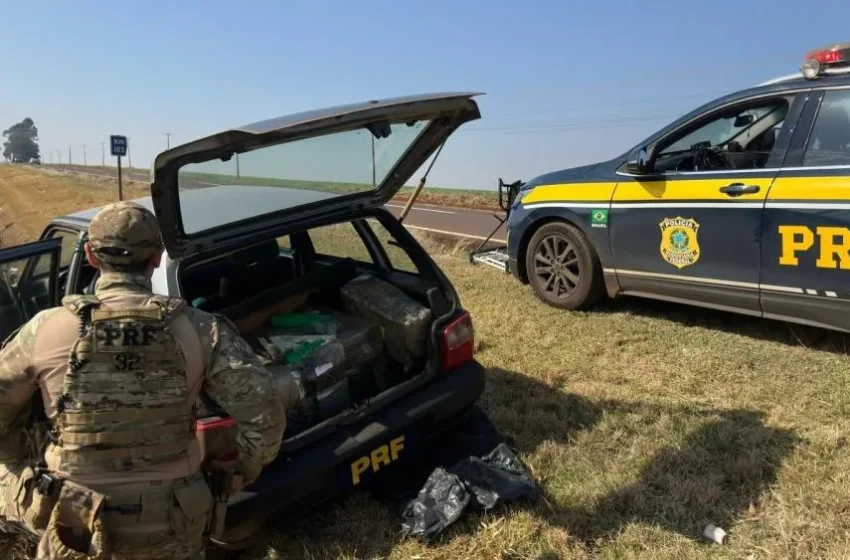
xmin=389 ymin=190 xmax=499 ymax=211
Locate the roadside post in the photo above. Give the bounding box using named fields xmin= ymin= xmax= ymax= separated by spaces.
xmin=110 ymin=135 xmax=128 ymax=201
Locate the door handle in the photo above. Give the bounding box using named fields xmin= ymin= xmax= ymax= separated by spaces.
xmin=719 ymin=183 xmax=760 ymax=197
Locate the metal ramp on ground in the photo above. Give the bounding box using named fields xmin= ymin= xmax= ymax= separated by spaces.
xmin=471 ymin=247 xmax=509 ymax=272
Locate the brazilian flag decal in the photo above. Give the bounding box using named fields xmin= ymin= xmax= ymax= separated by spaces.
xmin=591 ymin=209 xmax=608 ymax=228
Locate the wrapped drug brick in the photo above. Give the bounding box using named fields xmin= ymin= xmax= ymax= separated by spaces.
xmin=266 ymin=339 xmax=349 ymax=417
xmin=328 ymin=311 xmax=384 ymax=366
xmin=340 ymin=275 xmax=432 ymax=368
xmin=266 ymin=310 xmax=384 ymax=370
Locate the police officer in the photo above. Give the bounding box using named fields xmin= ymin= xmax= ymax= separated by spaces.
xmin=0 ymin=201 xmax=286 ymax=558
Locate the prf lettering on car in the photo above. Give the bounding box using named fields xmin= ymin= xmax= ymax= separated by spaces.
xmin=779 ymin=225 xmax=850 ymax=269
xmin=350 ymin=435 xmax=405 ymax=486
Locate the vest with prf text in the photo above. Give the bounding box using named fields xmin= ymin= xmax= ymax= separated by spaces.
xmin=50 ymin=294 xmax=195 ymax=476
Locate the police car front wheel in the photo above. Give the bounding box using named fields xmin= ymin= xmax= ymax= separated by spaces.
xmin=525 ymin=222 xmax=603 ymax=310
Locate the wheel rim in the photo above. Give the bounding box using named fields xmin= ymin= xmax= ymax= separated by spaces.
xmin=533 ymin=234 xmax=580 ymax=299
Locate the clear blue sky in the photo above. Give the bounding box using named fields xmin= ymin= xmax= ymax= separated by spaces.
xmin=3 ymin=0 xmax=850 ymax=190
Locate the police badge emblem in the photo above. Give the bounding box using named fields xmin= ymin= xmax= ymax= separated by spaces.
xmin=659 ymin=217 xmax=701 ymax=269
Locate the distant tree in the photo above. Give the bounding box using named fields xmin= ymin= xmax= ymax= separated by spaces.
xmin=2 ymin=118 xmax=40 ymax=162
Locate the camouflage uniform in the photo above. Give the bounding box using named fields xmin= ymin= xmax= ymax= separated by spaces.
xmin=0 ymin=202 xmax=286 ymax=559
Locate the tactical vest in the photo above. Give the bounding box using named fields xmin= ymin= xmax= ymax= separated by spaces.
xmin=50 ymin=294 xmax=195 ymax=476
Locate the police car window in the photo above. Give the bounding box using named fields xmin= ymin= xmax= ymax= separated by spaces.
xmin=656 ymin=100 xmax=788 ymax=172
xmin=803 ymin=90 xmax=850 ymax=167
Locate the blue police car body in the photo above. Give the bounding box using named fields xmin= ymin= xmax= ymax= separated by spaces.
xmin=507 ymin=44 xmax=850 ymax=333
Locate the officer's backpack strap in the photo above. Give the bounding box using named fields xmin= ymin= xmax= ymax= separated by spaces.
xmin=61 ymin=294 xmax=102 ymax=317
xmin=147 ymin=294 xmax=188 ymax=319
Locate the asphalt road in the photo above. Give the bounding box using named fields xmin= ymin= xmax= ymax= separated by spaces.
xmin=48 ymin=165 xmax=508 ymax=243
xmin=383 ymin=202 xmax=507 ymax=243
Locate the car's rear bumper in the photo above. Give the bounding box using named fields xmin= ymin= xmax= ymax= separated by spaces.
xmin=215 ymin=360 xmax=487 ymax=548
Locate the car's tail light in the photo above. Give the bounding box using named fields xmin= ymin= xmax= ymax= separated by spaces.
xmin=195 ymin=416 xmax=237 ymax=432
xmin=441 ymin=311 xmax=474 ymax=372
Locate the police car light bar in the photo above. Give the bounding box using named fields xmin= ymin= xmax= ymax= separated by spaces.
xmin=801 ymin=42 xmax=850 ymax=80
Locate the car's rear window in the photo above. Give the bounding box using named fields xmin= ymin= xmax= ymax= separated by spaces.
xmin=176 ymin=120 xmax=430 ymax=235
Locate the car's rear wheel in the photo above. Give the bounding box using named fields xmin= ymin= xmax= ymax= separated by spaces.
xmin=525 ymin=221 xmax=603 ymax=310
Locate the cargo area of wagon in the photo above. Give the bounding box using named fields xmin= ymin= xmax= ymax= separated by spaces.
xmin=176 ymin=222 xmax=466 ymax=458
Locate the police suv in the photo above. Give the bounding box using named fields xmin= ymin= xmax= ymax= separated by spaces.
xmin=506 ymin=43 xmax=850 ymax=333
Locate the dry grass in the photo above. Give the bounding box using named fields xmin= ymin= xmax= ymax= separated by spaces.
xmin=0 ymin=165 xmax=146 ymax=246
xmin=4 ymin=166 xmax=850 ymax=559
xmin=46 ymin=164 xmax=501 ymax=211
xmin=391 ymin=189 xmax=498 ymax=211
xmin=250 ymin=238 xmax=850 ymax=559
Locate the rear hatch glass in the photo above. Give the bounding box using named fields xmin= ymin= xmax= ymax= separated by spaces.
xmin=150 ymin=92 xmax=482 ymax=258
xmin=177 ymin=119 xmax=430 ymax=235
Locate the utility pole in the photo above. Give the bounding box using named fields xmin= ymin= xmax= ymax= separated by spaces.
xmin=101 ymin=142 xmax=105 ymax=167
xmin=56 ymin=149 xmax=61 ymax=164
xmin=68 ymin=145 xmax=72 ymax=165
xmin=236 ymin=153 xmax=240 ymax=177
xmin=82 ymin=144 xmax=87 ymax=166
xmin=127 ymin=137 xmax=131 ymax=168
xmin=164 ymin=132 xmax=172 ymax=149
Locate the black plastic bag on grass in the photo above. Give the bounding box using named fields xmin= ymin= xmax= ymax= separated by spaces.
xmin=401 ymin=443 xmax=538 ymax=542
xmin=453 ymin=443 xmax=539 ymax=509
xmin=400 ymin=467 xmax=469 ymax=543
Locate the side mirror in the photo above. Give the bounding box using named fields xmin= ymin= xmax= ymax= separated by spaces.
xmin=624 ymin=147 xmax=653 ymax=175
xmin=498 ymin=178 xmax=524 ymax=212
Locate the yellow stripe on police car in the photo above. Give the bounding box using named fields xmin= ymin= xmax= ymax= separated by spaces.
xmin=350 ymin=435 xmax=405 ymax=486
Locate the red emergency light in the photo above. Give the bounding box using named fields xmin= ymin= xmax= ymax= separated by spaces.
xmin=806 ymin=45 xmax=849 ymax=65
xmin=802 ymin=43 xmax=850 ymax=79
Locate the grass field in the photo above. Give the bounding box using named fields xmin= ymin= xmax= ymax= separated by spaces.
xmin=4 ymin=166 xmax=850 ymax=559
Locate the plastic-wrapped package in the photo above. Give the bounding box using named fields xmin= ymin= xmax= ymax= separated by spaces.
xmin=269 ymin=312 xmax=338 ymax=335
xmin=262 ymin=310 xmax=384 ymax=370
xmin=266 ymin=340 xmax=345 ymax=410
xmin=340 ymin=275 xmax=432 ymax=368
xmin=329 ymin=311 xmax=384 ymax=366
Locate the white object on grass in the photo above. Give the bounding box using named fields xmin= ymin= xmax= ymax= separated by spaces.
xmin=703 ymin=524 xmax=727 ymax=544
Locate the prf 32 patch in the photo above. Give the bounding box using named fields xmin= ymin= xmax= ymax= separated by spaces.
xmin=659 ymin=217 xmax=701 ymax=269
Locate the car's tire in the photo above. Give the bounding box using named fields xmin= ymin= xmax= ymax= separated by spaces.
xmin=524 ymin=221 xmax=604 ymax=310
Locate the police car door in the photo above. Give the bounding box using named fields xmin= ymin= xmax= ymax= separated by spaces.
xmin=761 ymin=87 xmax=850 ymax=331
xmin=610 ymin=92 xmax=804 ymax=314
xmin=0 ymin=238 xmax=62 ymax=342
